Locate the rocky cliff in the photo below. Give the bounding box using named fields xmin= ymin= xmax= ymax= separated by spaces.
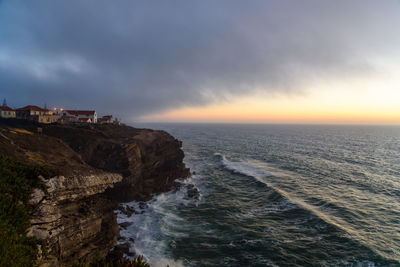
xmin=0 ymin=119 xmax=190 ymax=266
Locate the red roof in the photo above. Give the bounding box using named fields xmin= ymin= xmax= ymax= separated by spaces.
xmin=16 ymin=105 xmax=44 ymax=111
xmin=101 ymin=115 xmax=112 ymax=120
xmin=0 ymin=106 xmax=14 ymax=111
xmin=66 ymin=110 xmax=96 ymax=116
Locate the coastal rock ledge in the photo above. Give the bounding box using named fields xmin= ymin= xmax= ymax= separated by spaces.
xmin=0 ymin=119 xmax=190 ymax=266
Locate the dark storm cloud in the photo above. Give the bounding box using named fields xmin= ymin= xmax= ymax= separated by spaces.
xmin=0 ymin=1 xmax=399 ymax=120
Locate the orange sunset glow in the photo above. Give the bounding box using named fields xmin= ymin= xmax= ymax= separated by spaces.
xmin=143 ymin=72 xmax=400 ymax=124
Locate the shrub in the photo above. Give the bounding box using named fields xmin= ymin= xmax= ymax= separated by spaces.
xmin=0 ymin=156 xmax=55 ymax=266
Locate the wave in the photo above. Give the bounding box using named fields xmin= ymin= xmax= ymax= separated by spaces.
xmin=216 ymin=154 xmax=329 ymax=214
xmin=214 ymin=152 xmax=273 ymax=181
xmin=116 ymin=176 xmax=202 ymax=265
xmin=214 ymin=153 xmax=399 ymax=264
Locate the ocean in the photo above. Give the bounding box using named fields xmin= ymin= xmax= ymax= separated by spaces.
xmin=116 ymin=124 xmax=400 ymax=267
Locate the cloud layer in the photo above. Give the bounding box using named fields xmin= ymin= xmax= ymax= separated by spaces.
xmin=1 ymin=1 xmax=399 ymax=120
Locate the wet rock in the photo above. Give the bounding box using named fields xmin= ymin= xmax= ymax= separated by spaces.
xmin=187 ymin=185 xmax=200 ymax=199
xmin=108 ymin=242 xmax=130 ymax=260
xmin=116 ymin=243 xmax=130 ymax=254
xmin=126 ymin=250 xmax=135 ymax=257
xmin=125 ymin=206 xmax=135 ymax=217
xmin=139 ymin=202 xmax=147 ymax=210
xmin=119 ymin=221 xmax=133 ymax=229
xmin=117 ymin=205 xmax=135 ymax=217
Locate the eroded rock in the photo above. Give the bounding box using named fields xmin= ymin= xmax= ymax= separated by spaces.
xmin=0 ymin=121 xmax=190 ymax=266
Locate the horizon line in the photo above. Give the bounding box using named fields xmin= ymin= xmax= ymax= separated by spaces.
xmin=133 ymin=121 xmax=400 ymax=127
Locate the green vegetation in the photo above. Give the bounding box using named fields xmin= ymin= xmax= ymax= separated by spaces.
xmin=0 ymin=155 xmax=149 ymax=266
xmin=0 ymin=156 xmax=56 ymax=267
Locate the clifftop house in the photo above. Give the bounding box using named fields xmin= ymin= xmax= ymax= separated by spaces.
xmin=63 ymin=110 xmax=97 ymax=123
xmin=16 ymin=105 xmax=41 ymax=118
xmin=16 ymin=105 xmax=60 ymax=124
xmin=1 ymin=102 xmax=111 ymax=125
xmin=0 ymin=105 xmax=16 ymax=118
xmin=99 ymin=115 xmax=114 ymax=124
xmin=78 ymin=117 xmax=92 ymax=123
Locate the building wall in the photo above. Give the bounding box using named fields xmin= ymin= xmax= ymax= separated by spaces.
xmin=28 ymin=114 xmax=61 ymax=124
xmin=0 ymin=110 xmax=16 ymax=118
xmin=38 ymin=115 xmax=61 ymax=124
xmin=16 ymin=110 xmax=30 ymax=119
xmin=58 ymin=116 xmax=77 ymax=124
xmin=63 ymin=112 xmax=97 ymax=123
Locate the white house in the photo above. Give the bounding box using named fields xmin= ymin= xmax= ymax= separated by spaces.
xmin=78 ymin=117 xmax=92 ymax=123
xmin=99 ymin=115 xmax=114 ymax=124
xmin=0 ymin=105 xmax=16 ymax=118
xmin=63 ymin=110 xmax=97 ymax=123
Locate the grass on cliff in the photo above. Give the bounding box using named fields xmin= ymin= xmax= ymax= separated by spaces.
xmin=0 ymin=156 xmax=57 ymax=266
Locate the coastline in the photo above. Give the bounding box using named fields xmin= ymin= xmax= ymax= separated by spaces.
xmin=0 ymin=118 xmax=190 ymax=266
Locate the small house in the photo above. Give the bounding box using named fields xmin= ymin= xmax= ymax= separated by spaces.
xmin=64 ymin=110 xmax=97 ymax=123
xmin=0 ymin=105 xmax=16 ymax=118
xmin=16 ymin=105 xmax=48 ymax=119
xmin=16 ymin=105 xmax=60 ymax=124
xmin=99 ymin=115 xmax=114 ymax=124
xmin=78 ymin=117 xmax=92 ymax=123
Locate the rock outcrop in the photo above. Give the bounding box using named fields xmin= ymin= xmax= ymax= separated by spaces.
xmin=0 ymin=119 xmax=190 ymax=266
xmin=41 ymin=124 xmax=190 ymax=201
xmin=28 ymin=173 xmax=123 ymax=266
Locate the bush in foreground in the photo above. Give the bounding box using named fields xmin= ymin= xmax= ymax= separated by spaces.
xmin=0 ymin=156 xmax=55 ymax=266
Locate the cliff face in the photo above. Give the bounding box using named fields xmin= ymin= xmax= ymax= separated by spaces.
xmin=28 ymin=173 xmax=123 ymax=266
xmin=0 ymin=120 xmax=190 ymax=266
xmin=41 ymin=124 xmax=190 ymax=201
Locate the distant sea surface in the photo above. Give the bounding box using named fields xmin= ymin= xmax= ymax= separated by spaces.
xmin=117 ymin=124 xmax=400 ymax=267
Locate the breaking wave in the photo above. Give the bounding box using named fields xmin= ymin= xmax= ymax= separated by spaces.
xmin=116 ymin=177 xmax=202 ymax=266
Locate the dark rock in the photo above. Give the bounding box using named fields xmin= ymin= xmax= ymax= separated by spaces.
xmin=187 ymin=186 xmax=200 ymax=199
xmin=117 ymin=205 xmax=135 ymax=217
xmin=116 ymin=205 xmax=126 ymax=213
xmin=126 ymin=250 xmax=135 ymax=257
xmin=119 ymin=222 xmax=133 ymax=229
xmin=108 ymin=242 xmax=131 ymax=261
xmin=139 ymin=202 xmax=147 ymax=210
xmin=125 ymin=206 xmax=135 ymax=217
xmin=116 ymin=243 xmax=130 ymax=254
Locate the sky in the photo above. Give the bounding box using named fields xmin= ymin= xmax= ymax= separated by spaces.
xmin=0 ymin=0 xmax=399 ymax=124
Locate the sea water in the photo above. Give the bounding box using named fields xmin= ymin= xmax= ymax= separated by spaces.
xmin=116 ymin=124 xmax=400 ymax=266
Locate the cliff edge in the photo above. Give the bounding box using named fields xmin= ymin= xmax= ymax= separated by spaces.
xmin=0 ymin=119 xmax=190 ymax=266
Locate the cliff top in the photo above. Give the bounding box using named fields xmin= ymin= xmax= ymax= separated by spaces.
xmin=0 ymin=118 xmax=187 ymax=182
